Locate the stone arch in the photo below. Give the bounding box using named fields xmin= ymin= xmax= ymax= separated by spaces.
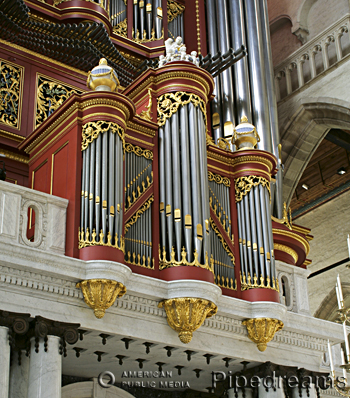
xmin=62 ymin=380 xmax=136 ymax=398
xmin=314 ymin=283 xmax=350 ymax=320
xmin=280 ymin=98 xmax=350 ymax=205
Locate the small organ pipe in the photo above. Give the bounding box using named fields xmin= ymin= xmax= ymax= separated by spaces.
xmin=265 ymin=188 xmax=276 ymax=280
xmin=243 ymin=193 xmax=253 ymax=278
xmin=109 ymin=132 xmax=115 ymax=238
xmin=140 ymin=1 xmax=145 ymax=40
xmin=84 ymin=145 xmax=90 ymax=233
xmin=134 ymin=0 xmax=138 ymax=38
xmin=81 ymin=150 xmax=86 ymax=230
xmin=159 ymin=127 xmax=166 ymax=252
xmin=259 ymin=184 xmax=270 ymax=279
xmin=253 ymin=185 xmax=265 ymax=279
xmin=248 ymin=190 xmax=259 ymax=279
xmin=95 ymin=135 xmax=101 ymax=241
xmin=115 ymin=136 xmax=120 ymax=244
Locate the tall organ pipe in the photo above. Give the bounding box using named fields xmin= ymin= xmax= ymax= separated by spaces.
xmin=159 ymin=127 xmax=166 ymax=252
xmin=154 ymin=0 xmax=162 ymax=39
xmin=188 ymin=103 xmax=203 ymax=261
xmin=259 ymin=0 xmax=283 ymax=218
xmin=81 ymin=150 xmax=86 ymax=231
xmin=205 ymin=0 xmax=222 ymax=142
xmin=179 ymin=105 xmax=193 ymax=261
xmin=216 ymin=0 xmax=236 ymax=135
xmin=164 ymin=119 xmax=174 ymax=256
xmin=244 ymin=0 xmax=272 ymax=153
xmin=133 ymin=0 xmax=139 ymax=38
xmin=227 ymin=0 xmax=253 ymax=123
xmin=101 ymin=132 xmax=108 ymax=241
xmin=84 ymin=145 xmax=90 ymax=233
xmin=259 ymin=184 xmax=271 ymax=279
xmin=89 ymin=140 xmax=96 ymax=233
xmin=95 ymin=135 xmax=101 ymax=241
xmin=171 ymin=111 xmax=182 ymax=260
xmin=253 ymin=185 xmax=265 ymax=279
xmin=108 ymin=133 xmax=115 ymax=238
xmin=197 ymin=106 xmax=210 ymax=259
xmin=115 ymin=136 xmax=120 ymax=243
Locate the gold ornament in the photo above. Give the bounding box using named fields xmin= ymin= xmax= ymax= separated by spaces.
xmin=235 ymin=176 xmax=270 ymax=203
xmin=76 ymin=279 xmax=126 ymax=319
xmin=158 ymin=298 xmax=217 ymax=343
xmin=81 ymin=121 xmax=125 ymax=152
xmin=242 ymin=318 xmax=284 ymax=352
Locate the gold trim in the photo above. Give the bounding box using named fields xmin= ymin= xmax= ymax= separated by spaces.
xmin=0 ymin=148 xmax=28 ymax=164
xmin=125 ymin=134 xmax=154 ymax=147
xmin=240 ymin=272 xmax=280 ymax=293
xmin=0 ymin=129 xmax=24 ymax=142
xmin=124 ymin=196 xmax=154 ymax=233
xmin=125 ymin=142 xmax=153 ymax=160
xmin=242 ymin=318 xmax=284 ymax=352
xmin=274 ymin=243 xmax=298 ymax=263
xmin=127 ymin=120 xmax=156 ymax=138
xmin=125 ymin=251 xmax=154 ymax=270
xmin=159 ymin=245 xmax=214 ymax=274
xmin=272 ymin=228 xmax=310 ymax=256
xmin=76 ymin=279 xmax=126 ymax=319
xmin=158 ymin=297 xmax=217 ymax=344
xmin=157 ymin=91 xmax=207 ymax=129
xmin=140 ymin=88 xmax=153 ymax=122
xmin=79 ymin=227 xmax=125 ymax=253
xmin=82 ymin=120 xmax=125 ymax=152
xmin=235 ymin=176 xmax=270 ymax=203
xmin=195 ymin=0 xmax=201 ymax=54
xmin=208 ymin=170 xmax=230 ymax=187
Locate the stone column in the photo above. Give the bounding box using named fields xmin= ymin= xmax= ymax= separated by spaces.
xmin=27 ymin=336 xmax=62 ymax=398
xmin=0 ymin=326 xmax=10 ymax=398
xmin=9 ymin=350 xmax=30 ymax=398
xmin=258 ymin=384 xmax=284 ymax=398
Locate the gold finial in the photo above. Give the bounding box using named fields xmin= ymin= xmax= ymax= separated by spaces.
xmin=99 ymin=58 xmax=108 ymax=65
xmin=241 ymin=115 xmax=249 ymax=123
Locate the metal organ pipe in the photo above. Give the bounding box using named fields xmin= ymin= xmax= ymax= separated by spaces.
xmin=216 ymin=0 xmax=236 ymax=136
xmin=164 ymin=119 xmax=174 ymax=257
xmin=244 ymin=0 xmax=272 ymax=153
xmin=227 ymin=0 xmax=253 ymax=123
xmin=89 ymin=140 xmax=96 ymax=233
xmin=159 ymin=127 xmax=166 ymax=253
xmin=179 ymin=105 xmax=193 ymax=261
xmin=101 ymin=131 xmax=108 ymax=241
xmin=205 ymin=0 xmax=223 ymax=143
xmin=95 ymin=135 xmax=101 ymax=241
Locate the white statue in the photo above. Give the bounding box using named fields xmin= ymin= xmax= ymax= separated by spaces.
xmin=159 ymin=36 xmax=199 ymax=68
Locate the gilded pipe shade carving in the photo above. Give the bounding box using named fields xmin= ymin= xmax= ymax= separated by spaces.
xmin=235 ymin=175 xmax=270 ymax=203
xmin=82 ymin=121 xmax=125 ymax=152
xmin=0 ymin=59 xmax=24 ymax=129
xmin=36 ymin=75 xmax=82 ymax=128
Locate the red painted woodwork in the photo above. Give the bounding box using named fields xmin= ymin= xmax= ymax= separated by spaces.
xmin=79 ymin=246 xmax=125 ymax=263
xmin=241 ymin=288 xmax=280 ymax=303
xmin=160 ymin=266 xmax=215 ymax=284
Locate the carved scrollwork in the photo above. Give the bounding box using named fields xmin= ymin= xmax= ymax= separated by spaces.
xmin=209 ymin=218 xmax=234 ymax=264
xmin=81 ymin=121 xmax=125 ymax=152
xmin=63 ymin=328 xmax=79 ymax=345
xmin=13 ymin=318 xmax=30 ymax=335
xmin=113 ymin=17 xmax=127 ymax=37
xmin=208 ymin=171 xmax=230 ymax=187
xmin=167 ymin=0 xmax=185 ymax=23
xmin=235 ymin=176 xmax=270 ymax=203
xmin=157 ymin=92 xmax=207 ymax=129
xmin=0 ymin=60 xmax=24 ymax=129
xmin=125 ymin=142 xmax=153 ymax=160
xmin=124 ymin=196 xmax=154 ymax=233
xmin=36 ymin=76 xmax=81 ymax=128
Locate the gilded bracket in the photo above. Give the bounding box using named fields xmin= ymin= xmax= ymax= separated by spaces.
xmin=242 ymin=317 xmax=284 ymax=352
xmin=158 ymin=297 xmax=217 ymax=344
xmin=235 ymin=175 xmax=271 ymax=203
xmin=76 ymin=279 xmax=126 ymax=318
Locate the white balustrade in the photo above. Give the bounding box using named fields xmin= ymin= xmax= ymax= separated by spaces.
xmin=275 ymin=14 xmax=350 ymax=101
xmin=0 ymin=181 xmax=68 ymax=255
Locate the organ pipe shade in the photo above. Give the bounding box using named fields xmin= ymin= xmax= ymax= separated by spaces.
xmin=79 ymin=121 xmax=124 ymax=251
xmin=158 ymin=94 xmax=210 ymax=269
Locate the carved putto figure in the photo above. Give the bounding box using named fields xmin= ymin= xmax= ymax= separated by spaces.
xmin=159 ymin=36 xmax=199 ymax=67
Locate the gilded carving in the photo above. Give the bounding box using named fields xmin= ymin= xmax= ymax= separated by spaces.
xmin=274 ymin=243 xmax=298 ymax=264
xmin=36 ymin=75 xmax=82 ymax=128
xmin=125 ymin=142 xmax=153 ymax=160
xmin=159 ymin=246 xmax=214 ymax=274
xmin=242 ymin=317 xmax=284 ymax=352
xmin=113 ymin=17 xmax=128 ymax=37
xmin=81 ymin=121 xmax=125 ymax=151
xmin=140 ymin=88 xmax=153 ymax=122
xmin=167 ymin=0 xmax=185 ymax=23
xmin=208 ymin=171 xmax=230 ymax=187
xmin=79 ymin=228 xmax=125 ymax=253
xmin=0 ymin=60 xmax=24 ymax=129
xmin=240 ymin=272 xmax=280 ymax=293
xmin=235 ymin=176 xmax=271 ymax=203
xmin=158 ymin=297 xmax=217 ymax=343
xmin=124 ymin=196 xmax=154 ymax=233
xmin=209 ymin=218 xmax=234 ymax=264
xmin=76 ymin=279 xmax=126 ymax=318
xmin=157 ymin=92 xmax=207 ymax=129
xmin=125 ymin=250 xmax=154 ymax=270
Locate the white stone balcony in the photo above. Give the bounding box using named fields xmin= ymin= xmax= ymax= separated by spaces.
xmin=274 ymin=14 xmax=350 ymax=102
xmin=0 ymin=180 xmax=68 ymax=255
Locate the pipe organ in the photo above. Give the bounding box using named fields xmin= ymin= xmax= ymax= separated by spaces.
xmin=158 ymin=94 xmax=210 ymax=271
xmin=79 ymin=121 xmax=125 ymax=254
xmin=132 ymin=0 xmax=163 ymax=41
xmin=110 ymin=0 xmax=127 ymax=28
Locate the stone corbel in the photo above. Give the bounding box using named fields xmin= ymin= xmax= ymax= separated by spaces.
xmin=292 ymin=25 xmax=309 ymax=45
xmin=158 ymin=297 xmax=217 ymax=343
xmin=242 ymin=317 xmax=284 ymax=352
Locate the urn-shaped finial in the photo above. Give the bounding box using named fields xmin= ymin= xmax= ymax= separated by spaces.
xmin=232 ymin=116 xmax=260 ymax=150
xmin=87 ymin=58 xmax=120 ymax=92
